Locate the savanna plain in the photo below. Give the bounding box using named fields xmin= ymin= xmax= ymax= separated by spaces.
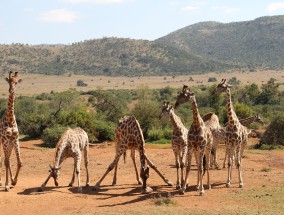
xmin=0 ymin=71 xmax=284 ymax=215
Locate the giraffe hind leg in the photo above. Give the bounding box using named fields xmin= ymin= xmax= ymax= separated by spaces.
xmin=11 ymin=139 xmax=22 ymax=186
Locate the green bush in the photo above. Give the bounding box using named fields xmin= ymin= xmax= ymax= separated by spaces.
xmin=260 ymin=114 xmax=284 ymax=146
xmin=42 ymin=125 xmax=69 ymax=148
xmin=93 ymin=120 xmax=115 ymax=142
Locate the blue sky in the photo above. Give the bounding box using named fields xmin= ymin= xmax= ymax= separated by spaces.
xmin=0 ymin=0 xmax=284 ymax=45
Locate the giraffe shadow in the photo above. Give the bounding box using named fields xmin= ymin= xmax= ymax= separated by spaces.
xmin=17 ymin=186 xmax=69 ymax=195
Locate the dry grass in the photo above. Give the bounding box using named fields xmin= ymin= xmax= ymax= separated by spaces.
xmin=1 ymin=70 xmax=283 ymax=98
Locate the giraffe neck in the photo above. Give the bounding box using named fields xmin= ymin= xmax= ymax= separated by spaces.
xmin=169 ymin=111 xmax=185 ymax=132
xmin=191 ymin=99 xmax=204 ymax=128
xmin=225 ymin=89 xmax=239 ymax=125
xmin=5 ymin=91 xmax=16 ymax=123
xmin=239 ymin=116 xmax=255 ymax=126
xmin=53 ymin=140 xmax=66 ymax=168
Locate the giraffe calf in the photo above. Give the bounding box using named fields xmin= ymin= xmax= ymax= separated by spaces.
xmin=38 ymin=127 xmax=90 ymax=193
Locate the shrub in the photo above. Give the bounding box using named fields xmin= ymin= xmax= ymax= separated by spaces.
xmin=260 ymin=114 xmax=284 ymax=146
xmin=77 ymin=80 xmax=87 ymax=87
xmin=42 ymin=125 xmax=69 ymax=148
xmin=93 ymin=120 xmax=115 ymax=142
xmin=208 ymin=77 xmax=217 ymax=82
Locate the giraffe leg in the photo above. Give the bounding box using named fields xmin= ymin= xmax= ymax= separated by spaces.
xmin=38 ymin=173 xmax=52 ymax=192
xmin=84 ymin=145 xmax=90 ymax=187
xmin=75 ymin=154 xmax=82 ymax=193
xmin=112 ymin=156 xmax=120 ymax=186
xmin=197 ymin=151 xmax=205 ymax=196
xmin=180 ymin=146 xmax=187 ymax=188
xmin=11 ymin=139 xmax=22 ymax=186
xmin=194 ymin=151 xmax=200 ymax=190
xmin=0 ymin=144 xmax=2 ymax=186
xmin=93 ymin=151 xmax=124 ymax=191
xmin=69 ymin=165 xmax=76 ymax=187
xmin=4 ymin=145 xmax=13 ymax=191
xmin=130 ymin=149 xmax=142 ymax=185
xmin=226 ymin=144 xmax=234 ymax=188
xmin=144 ymin=154 xmax=173 ymax=186
xmin=223 ymin=145 xmax=228 ymax=169
xmin=174 ymin=152 xmax=181 ymax=190
xmin=236 ymin=144 xmax=243 ymax=188
xmin=205 ymin=148 xmax=211 ymax=190
xmin=179 ymin=150 xmax=192 ymax=195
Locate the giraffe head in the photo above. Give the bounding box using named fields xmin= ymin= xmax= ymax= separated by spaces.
xmin=5 ymin=71 xmax=22 ymax=94
xmin=174 ymin=85 xmax=196 ymax=108
xmin=255 ymin=114 xmax=265 ymax=125
xmin=212 ymin=79 xmax=231 ymax=95
xmin=48 ymin=164 xmax=61 ymax=187
xmin=159 ymin=101 xmax=174 ymax=119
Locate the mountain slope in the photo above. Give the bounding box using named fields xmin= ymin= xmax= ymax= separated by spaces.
xmin=156 ymin=15 xmax=284 ymax=69
xmin=0 ymin=38 xmax=228 ymax=76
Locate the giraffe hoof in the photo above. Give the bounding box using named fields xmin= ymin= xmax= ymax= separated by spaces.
xmin=11 ymin=180 xmax=17 ymax=186
xmin=199 ymin=191 xmax=205 ymax=196
xmin=85 ymin=183 xmax=90 ymax=187
xmin=5 ymin=186 xmax=10 ymax=192
xmin=111 ymin=182 xmax=117 ymax=186
xmin=176 ymin=185 xmax=181 ymax=190
xmin=138 ymin=180 xmax=142 ymax=185
xmin=92 ymin=185 xmax=100 ymax=191
xmin=239 ymin=184 xmax=243 ymax=188
xmin=226 ymin=183 xmax=230 ymax=188
xmin=167 ymin=181 xmax=173 ymax=186
xmin=68 ymin=183 xmax=73 ymax=187
xmin=37 ymin=187 xmax=43 ymax=192
xmin=179 ymin=189 xmax=185 ymax=195
xmin=141 ymin=186 xmax=153 ymax=194
xmin=78 ymin=187 xmax=83 ymax=193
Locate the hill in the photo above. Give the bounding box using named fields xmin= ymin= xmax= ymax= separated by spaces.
xmin=156 ymin=15 xmax=284 ymax=69
xmin=0 ymin=38 xmax=227 ymax=76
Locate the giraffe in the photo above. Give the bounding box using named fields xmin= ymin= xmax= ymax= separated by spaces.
xmin=202 ymin=112 xmax=221 ymax=131
xmin=175 ymin=86 xmax=213 ymax=196
xmin=159 ymin=101 xmax=188 ymax=189
xmin=212 ymin=79 xmax=250 ymax=188
xmin=38 ymin=127 xmax=90 ymax=193
xmin=93 ymin=115 xmax=173 ymax=194
xmin=0 ymin=71 xmax=22 ymax=191
xmin=222 ymin=114 xmax=264 ymax=168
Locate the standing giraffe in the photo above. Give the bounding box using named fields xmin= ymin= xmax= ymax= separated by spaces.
xmin=0 ymin=71 xmax=22 ymax=191
xmin=175 ymin=86 xmax=213 ymax=196
xmin=159 ymin=101 xmax=188 ymax=189
xmin=221 ymin=114 xmax=264 ymax=168
xmin=212 ymin=79 xmax=249 ymax=188
xmin=38 ymin=127 xmax=90 ymax=193
xmin=93 ymin=116 xmax=173 ymax=194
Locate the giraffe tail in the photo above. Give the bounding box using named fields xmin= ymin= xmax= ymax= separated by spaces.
xmin=123 ymin=151 xmax=126 ymax=164
xmin=203 ymin=155 xmax=206 ymax=176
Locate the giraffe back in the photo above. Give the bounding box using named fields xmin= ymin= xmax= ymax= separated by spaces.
xmin=115 ymin=116 xmax=145 ymax=150
xmin=202 ymin=112 xmax=221 ymax=131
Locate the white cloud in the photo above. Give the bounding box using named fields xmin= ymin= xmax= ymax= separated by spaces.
xmin=63 ymin=0 xmax=127 ymax=4
xmin=213 ymin=6 xmax=239 ymax=14
xmin=267 ymin=2 xmax=284 ymax=13
xmin=39 ymin=9 xmax=79 ymax=23
xmin=181 ymin=5 xmax=198 ymax=12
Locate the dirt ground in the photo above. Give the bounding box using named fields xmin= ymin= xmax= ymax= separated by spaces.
xmin=0 ymin=139 xmax=283 ymax=215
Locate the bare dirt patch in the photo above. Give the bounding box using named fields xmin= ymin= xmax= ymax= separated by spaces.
xmin=0 ymin=139 xmax=283 ymax=215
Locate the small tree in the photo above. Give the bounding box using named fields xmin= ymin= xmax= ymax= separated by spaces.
xmin=208 ymin=77 xmax=217 ymax=82
xmin=77 ymin=80 xmax=87 ymax=87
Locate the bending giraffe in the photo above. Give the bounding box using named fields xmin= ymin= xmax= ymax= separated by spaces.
xmin=38 ymin=127 xmax=90 ymax=193
xmin=159 ymin=101 xmax=188 ymax=189
xmin=175 ymin=86 xmax=213 ymax=196
xmin=0 ymin=71 xmax=23 ymax=191
xmin=93 ymin=116 xmax=173 ymax=194
xmin=212 ymin=79 xmax=250 ymax=188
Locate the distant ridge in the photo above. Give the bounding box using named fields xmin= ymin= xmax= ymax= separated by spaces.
xmin=1 ymin=15 xmax=283 ymax=76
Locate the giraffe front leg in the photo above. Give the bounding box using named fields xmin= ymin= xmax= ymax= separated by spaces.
xmin=179 ymin=150 xmax=192 ymax=195
xmin=75 ymin=154 xmax=82 ymax=193
xmin=0 ymin=145 xmax=2 ymax=186
xmin=226 ymin=145 xmax=234 ymax=188
xmin=130 ymin=149 xmax=142 ymax=185
xmin=236 ymin=144 xmax=243 ymax=188
xmin=145 ymin=154 xmax=173 ymax=186
xmin=174 ymin=153 xmax=181 ymax=190
xmin=112 ymin=156 xmax=120 ymax=186
xmin=11 ymin=139 xmax=22 ymax=186
xmin=205 ymin=148 xmax=211 ymax=190
xmin=38 ymin=173 xmax=52 ymax=192
xmin=84 ymin=146 xmax=90 ymax=187
xmin=68 ymin=166 xmax=76 ymax=187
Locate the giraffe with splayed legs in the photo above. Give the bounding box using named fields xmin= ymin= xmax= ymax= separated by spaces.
xmin=38 ymin=127 xmax=90 ymax=193
xmin=0 ymin=71 xmax=23 ymax=191
xmin=159 ymin=101 xmax=188 ymax=189
xmin=175 ymin=86 xmax=213 ymax=196
xmin=93 ymin=116 xmax=173 ymax=194
xmin=212 ymin=79 xmax=249 ymax=188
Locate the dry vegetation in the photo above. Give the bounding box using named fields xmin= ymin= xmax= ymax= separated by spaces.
xmin=1 ymin=70 xmax=283 ymax=98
